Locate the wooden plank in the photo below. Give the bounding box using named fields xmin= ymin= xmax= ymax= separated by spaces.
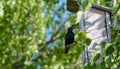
xmin=105 ymin=11 xmax=112 ymax=63
xmin=80 ymin=13 xmax=88 ymax=65
xmin=105 ymin=12 xmax=111 ymax=42
xmin=83 ymin=8 xmax=108 ymax=64
xmin=92 ymin=4 xmax=112 ymax=14
xmin=80 ymin=13 xmax=85 ymax=31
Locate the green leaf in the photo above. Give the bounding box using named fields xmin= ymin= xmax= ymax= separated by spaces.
xmin=93 ymin=53 xmax=100 ymax=62
xmin=105 ymin=44 xmax=114 ymax=56
xmin=69 ymin=16 xmax=76 ymax=24
xmin=74 ymin=29 xmax=81 ymax=40
xmin=76 ymin=11 xmax=83 ymax=23
xmin=85 ymin=38 xmax=92 ymax=45
xmin=114 ymin=4 xmax=120 ymax=15
xmin=84 ymin=62 xmax=91 ymax=69
xmin=105 ymin=56 xmax=112 ymax=67
xmin=101 ymin=41 xmax=107 ymax=48
xmin=100 ymin=61 xmax=105 ymax=69
xmin=79 ymin=32 xmax=86 ymax=39
xmin=81 ymin=0 xmax=92 ymax=11
xmin=74 ymin=29 xmax=80 ymax=35
xmin=79 ymin=45 xmax=85 ymax=53
xmin=77 ymin=41 xmax=81 ymax=45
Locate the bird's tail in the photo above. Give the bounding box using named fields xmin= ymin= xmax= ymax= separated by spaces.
xmin=64 ymin=46 xmax=70 ymax=54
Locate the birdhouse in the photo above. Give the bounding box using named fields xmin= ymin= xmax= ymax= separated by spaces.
xmin=67 ymin=0 xmax=80 ymax=13
xmin=67 ymin=1 xmax=112 ymax=65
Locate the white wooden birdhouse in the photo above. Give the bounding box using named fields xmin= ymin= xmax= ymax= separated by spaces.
xmin=67 ymin=0 xmax=112 ymax=65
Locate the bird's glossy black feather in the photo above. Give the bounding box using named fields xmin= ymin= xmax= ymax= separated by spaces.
xmin=64 ymin=27 xmax=74 ymax=53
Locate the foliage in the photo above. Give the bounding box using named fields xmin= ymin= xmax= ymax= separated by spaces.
xmin=0 ymin=0 xmax=46 ymax=68
xmin=0 ymin=0 xmax=87 ymax=69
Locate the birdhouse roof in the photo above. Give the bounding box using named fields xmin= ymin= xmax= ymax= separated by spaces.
xmin=92 ymin=4 xmax=112 ymax=14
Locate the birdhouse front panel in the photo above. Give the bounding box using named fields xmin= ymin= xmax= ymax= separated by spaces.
xmin=81 ymin=7 xmax=111 ymax=64
xmin=84 ymin=8 xmax=108 ymax=59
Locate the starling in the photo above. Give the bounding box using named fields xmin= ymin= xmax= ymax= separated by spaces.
xmin=65 ymin=27 xmax=74 ymax=53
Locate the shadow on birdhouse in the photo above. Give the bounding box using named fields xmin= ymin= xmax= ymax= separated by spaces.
xmin=67 ymin=0 xmax=80 ymax=13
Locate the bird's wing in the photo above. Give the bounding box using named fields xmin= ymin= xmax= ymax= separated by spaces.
xmin=65 ymin=32 xmax=74 ymax=45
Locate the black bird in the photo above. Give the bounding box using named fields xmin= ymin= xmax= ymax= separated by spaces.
xmin=65 ymin=27 xmax=74 ymax=53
